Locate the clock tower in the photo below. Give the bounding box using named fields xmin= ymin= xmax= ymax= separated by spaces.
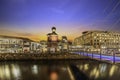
xmin=47 ymin=27 xmax=58 ymax=53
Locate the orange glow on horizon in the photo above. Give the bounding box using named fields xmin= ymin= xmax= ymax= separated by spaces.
xmin=0 ymin=25 xmax=88 ymax=41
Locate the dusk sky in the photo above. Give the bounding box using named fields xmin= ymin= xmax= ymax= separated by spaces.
xmin=0 ymin=0 xmax=120 ymax=41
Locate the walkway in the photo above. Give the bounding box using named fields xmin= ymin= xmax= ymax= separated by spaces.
xmin=74 ymin=52 xmax=120 ymax=63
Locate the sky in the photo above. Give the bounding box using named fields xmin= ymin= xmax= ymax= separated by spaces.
xmin=0 ymin=0 xmax=120 ymax=41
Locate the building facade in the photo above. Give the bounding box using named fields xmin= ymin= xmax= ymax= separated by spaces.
xmin=30 ymin=42 xmax=40 ymax=53
xmin=61 ymin=36 xmax=68 ymax=52
xmin=0 ymin=35 xmax=39 ymax=53
xmin=0 ymin=36 xmax=23 ymax=53
xmin=47 ymin=27 xmax=59 ymax=53
xmin=74 ymin=31 xmax=120 ymax=53
xmin=40 ymin=40 xmax=47 ymax=53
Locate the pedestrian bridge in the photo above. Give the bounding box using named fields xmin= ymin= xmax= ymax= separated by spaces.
xmin=74 ymin=52 xmax=120 ymax=64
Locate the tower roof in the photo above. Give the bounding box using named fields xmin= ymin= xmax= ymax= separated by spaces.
xmin=52 ymin=27 xmax=56 ymax=30
xmin=47 ymin=27 xmax=58 ymax=36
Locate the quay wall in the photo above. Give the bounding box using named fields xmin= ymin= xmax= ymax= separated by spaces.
xmin=0 ymin=53 xmax=88 ymax=61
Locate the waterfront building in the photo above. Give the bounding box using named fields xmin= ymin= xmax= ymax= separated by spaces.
xmin=0 ymin=35 xmax=33 ymax=53
xmin=40 ymin=40 xmax=47 ymax=53
xmin=74 ymin=31 xmax=120 ymax=53
xmin=61 ymin=36 xmax=68 ymax=52
xmin=47 ymin=27 xmax=59 ymax=53
xmin=0 ymin=35 xmax=23 ymax=53
xmin=31 ymin=42 xmax=41 ymax=53
xmin=23 ymin=38 xmax=33 ymax=53
xmin=57 ymin=41 xmax=62 ymax=52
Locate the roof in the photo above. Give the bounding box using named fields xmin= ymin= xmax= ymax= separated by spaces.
xmin=52 ymin=27 xmax=56 ymax=30
xmin=82 ymin=30 xmax=120 ymax=34
xmin=0 ymin=35 xmax=33 ymax=42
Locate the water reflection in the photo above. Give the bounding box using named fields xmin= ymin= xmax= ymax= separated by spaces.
xmin=11 ymin=64 xmax=21 ymax=79
xmin=32 ymin=65 xmax=38 ymax=74
xmin=76 ymin=61 xmax=120 ymax=80
xmin=49 ymin=72 xmax=58 ymax=80
xmin=0 ymin=60 xmax=120 ymax=80
xmin=0 ymin=61 xmax=72 ymax=80
xmin=70 ymin=64 xmax=89 ymax=80
xmin=48 ymin=68 xmax=59 ymax=80
xmin=0 ymin=63 xmax=21 ymax=80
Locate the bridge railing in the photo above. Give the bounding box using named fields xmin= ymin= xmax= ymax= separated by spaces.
xmin=72 ymin=51 xmax=120 ymax=64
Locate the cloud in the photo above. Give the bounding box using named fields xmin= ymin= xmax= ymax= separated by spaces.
xmin=17 ymin=33 xmax=34 ymax=36
xmin=0 ymin=28 xmax=18 ymax=35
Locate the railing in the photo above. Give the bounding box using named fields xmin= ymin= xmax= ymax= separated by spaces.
xmin=73 ymin=51 xmax=120 ymax=64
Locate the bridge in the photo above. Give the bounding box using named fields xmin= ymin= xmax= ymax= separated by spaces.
xmin=74 ymin=51 xmax=120 ymax=64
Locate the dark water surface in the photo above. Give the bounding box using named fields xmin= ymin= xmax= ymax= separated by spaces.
xmin=0 ymin=60 xmax=120 ymax=80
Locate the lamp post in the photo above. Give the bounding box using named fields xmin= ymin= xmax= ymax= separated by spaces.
xmin=113 ymin=50 xmax=115 ymax=63
xmin=83 ymin=36 xmax=85 ymax=56
xmin=100 ymin=48 xmax=102 ymax=60
xmin=92 ymin=48 xmax=93 ymax=58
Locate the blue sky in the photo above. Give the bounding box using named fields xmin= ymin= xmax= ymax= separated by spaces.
xmin=0 ymin=0 xmax=120 ymax=41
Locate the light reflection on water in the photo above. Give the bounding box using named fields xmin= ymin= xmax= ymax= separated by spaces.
xmin=0 ymin=61 xmax=71 ymax=80
xmin=76 ymin=61 xmax=120 ymax=80
xmin=0 ymin=60 xmax=120 ymax=80
xmin=32 ymin=65 xmax=38 ymax=74
xmin=0 ymin=63 xmax=21 ymax=80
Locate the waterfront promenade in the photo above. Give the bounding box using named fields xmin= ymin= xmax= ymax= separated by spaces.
xmin=0 ymin=53 xmax=88 ymax=61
